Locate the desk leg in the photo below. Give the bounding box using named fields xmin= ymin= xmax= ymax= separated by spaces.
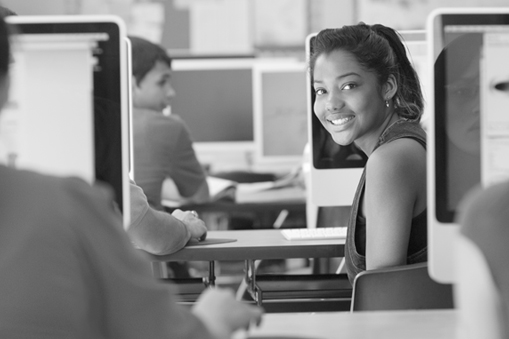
xmin=203 ymin=261 xmax=216 ymax=287
xmin=247 ymin=260 xmax=256 ymax=292
xmin=245 ymin=259 xmax=263 ymax=305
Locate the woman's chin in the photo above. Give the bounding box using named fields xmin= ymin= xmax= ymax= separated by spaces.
xmin=331 ymin=136 xmax=354 ymax=146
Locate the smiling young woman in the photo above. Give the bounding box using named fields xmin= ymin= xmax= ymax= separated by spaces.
xmin=309 ymin=23 xmax=427 ymax=283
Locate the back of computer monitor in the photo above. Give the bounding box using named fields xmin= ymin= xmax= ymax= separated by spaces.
xmin=252 ymin=60 xmax=308 ymax=173
xmin=427 ymin=7 xmax=509 ymax=283
xmin=305 ymin=33 xmax=366 ymax=207
xmin=4 ymin=15 xmax=131 ymax=227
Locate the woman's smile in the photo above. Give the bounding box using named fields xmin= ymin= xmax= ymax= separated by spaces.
xmin=327 ymin=114 xmax=356 ymax=127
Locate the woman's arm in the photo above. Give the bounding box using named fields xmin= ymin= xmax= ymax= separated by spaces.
xmin=364 ymin=139 xmax=426 ymax=270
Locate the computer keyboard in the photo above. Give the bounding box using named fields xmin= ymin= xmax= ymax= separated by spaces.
xmin=281 ymin=227 xmax=347 ymax=241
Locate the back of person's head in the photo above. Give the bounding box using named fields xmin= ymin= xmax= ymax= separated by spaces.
xmin=129 ymin=36 xmax=172 ymax=85
xmin=0 ymin=5 xmax=16 ymax=17
xmin=309 ymin=23 xmax=424 ymax=121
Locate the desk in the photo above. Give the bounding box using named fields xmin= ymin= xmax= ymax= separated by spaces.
xmin=248 ymin=309 xmax=458 ymax=339
xmin=148 ymin=229 xmax=349 ymax=311
xmin=149 ymin=229 xmax=344 ymax=262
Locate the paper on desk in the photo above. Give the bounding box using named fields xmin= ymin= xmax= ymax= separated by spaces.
xmin=234 ymin=168 xmax=306 ymax=203
xmin=235 ymin=185 xmax=306 ymax=204
xmin=162 ymin=167 xmax=305 ymax=207
xmin=236 ymin=181 xmax=275 ymax=193
xmin=235 ymin=166 xmax=303 ymax=193
xmin=207 ymin=176 xmax=237 ymax=201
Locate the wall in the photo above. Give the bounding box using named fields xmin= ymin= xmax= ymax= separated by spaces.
xmin=357 ymin=0 xmax=509 ymax=30
xmin=4 ymin=0 xmax=508 ymax=54
xmin=2 ymin=0 xmax=80 ymax=15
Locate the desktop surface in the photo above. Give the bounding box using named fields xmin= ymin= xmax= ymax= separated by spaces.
xmin=248 ymin=309 xmax=457 ymax=339
xmin=148 ymin=229 xmax=344 ymax=262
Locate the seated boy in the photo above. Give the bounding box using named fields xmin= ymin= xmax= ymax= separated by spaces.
xmin=130 ymin=35 xmax=209 ymax=210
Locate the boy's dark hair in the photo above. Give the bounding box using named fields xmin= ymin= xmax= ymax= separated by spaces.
xmin=0 ymin=9 xmax=10 ymax=77
xmin=129 ymin=36 xmax=172 ymax=85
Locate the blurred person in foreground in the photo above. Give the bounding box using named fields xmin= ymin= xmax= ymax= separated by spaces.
xmin=0 ymin=9 xmax=262 ymax=338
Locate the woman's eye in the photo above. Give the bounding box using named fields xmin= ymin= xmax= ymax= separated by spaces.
xmin=342 ymin=83 xmax=357 ymax=90
xmin=314 ymin=88 xmax=326 ymax=96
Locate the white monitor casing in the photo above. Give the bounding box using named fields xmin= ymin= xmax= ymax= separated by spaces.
xmin=4 ymin=15 xmax=131 ymax=227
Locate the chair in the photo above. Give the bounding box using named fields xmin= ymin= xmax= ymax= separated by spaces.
xmin=240 ymin=270 xmax=353 ymax=313
xmin=350 ymin=262 xmax=454 ymax=311
xmin=240 ymin=204 xmax=352 ymax=313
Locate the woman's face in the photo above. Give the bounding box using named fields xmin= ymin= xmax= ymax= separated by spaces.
xmin=445 ymin=56 xmax=481 ymax=154
xmin=312 ymin=49 xmax=390 ymax=153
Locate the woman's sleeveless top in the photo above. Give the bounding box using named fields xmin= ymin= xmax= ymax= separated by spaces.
xmin=344 ymin=119 xmax=428 ymax=283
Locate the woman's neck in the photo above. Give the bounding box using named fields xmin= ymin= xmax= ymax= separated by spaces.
xmin=356 ymin=111 xmax=399 ymax=156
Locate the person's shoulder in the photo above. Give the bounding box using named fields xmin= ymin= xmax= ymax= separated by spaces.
xmin=457 ymin=182 xmax=509 ymax=263
xmin=2 ymin=165 xmax=87 ymax=194
xmin=370 ymin=138 xmax=424 ymax=169
xmin=166 ymin=113 xmax=189 ymax=128
xmin=134 ymin=107 xmax=165 ymax=119
xmin=2 ymin=166 xmax=115 ymax=222
xmin=459 ymin=181 xmax=509 ymax=225
xmin=366 ymin=139 xmax=426 ymax=192
xmin=134 ymin=109 xmax=186 ymax=134
xmin=166 ymin=113 xmax=185 ymax=123
xmin=137 ymin=109 xmax=186 ymax=126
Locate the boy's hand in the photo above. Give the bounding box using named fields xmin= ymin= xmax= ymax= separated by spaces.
xmin=193 ymin=288 xmax=263 ymax=339
xmin=171 ymin=209 xmax=207 ymax=241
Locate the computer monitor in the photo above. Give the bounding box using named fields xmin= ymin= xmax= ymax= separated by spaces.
xmin=168 ymin=57 xmax=256 ymax=172
xmin=305 ymin=33 xmax=367 ymax=207
xmin=2 ymin=15 xmax=131 ymax=227
xmin=252 ymin=61 xmax=308 ymax=172
xmin=428 ymin=8 xmax=509 ymax=283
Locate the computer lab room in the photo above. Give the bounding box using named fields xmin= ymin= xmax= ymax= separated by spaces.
xmin=1 ymin=0 xmax=509 ymax=338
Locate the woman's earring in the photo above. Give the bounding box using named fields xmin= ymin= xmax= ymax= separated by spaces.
xmin=385 ymin=100 xmax=390 ymax=108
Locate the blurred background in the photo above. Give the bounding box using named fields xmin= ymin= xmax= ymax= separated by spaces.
xmin=3 ymin=0 xmax=508 ymax=60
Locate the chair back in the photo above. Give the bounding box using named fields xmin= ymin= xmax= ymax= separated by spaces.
xmin=350 ymin=262 xmax=454 ymax=311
